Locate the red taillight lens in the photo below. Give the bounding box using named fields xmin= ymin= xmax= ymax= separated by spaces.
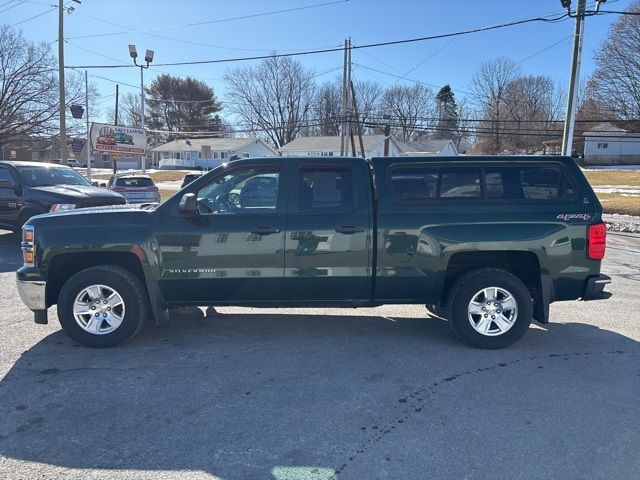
xmin=587 ymin=222 xmax=607 ymax=260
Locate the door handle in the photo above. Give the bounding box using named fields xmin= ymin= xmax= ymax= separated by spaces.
xmin=251 ymin=226 xmax=280 ymax=235
xmin=335 ymin=226 xmax=366 ymax=234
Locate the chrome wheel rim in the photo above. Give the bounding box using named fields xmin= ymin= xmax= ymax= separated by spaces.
xmin=73 ymin=284 xmax=125 ymax=335
xmin=467 ymin=287 xmax=518 ymax=337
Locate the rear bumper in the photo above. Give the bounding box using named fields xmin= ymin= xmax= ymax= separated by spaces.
xmin=582 ymin=274 xmax=612 ymax=300
xmin=16 ymin=279 xmax=46 ymax=310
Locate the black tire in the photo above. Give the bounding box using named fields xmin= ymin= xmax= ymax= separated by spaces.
xmin=446 ymin=268 xmax=532 ymax=349
xmin=57 ymin=265 xmax=148 ymax=348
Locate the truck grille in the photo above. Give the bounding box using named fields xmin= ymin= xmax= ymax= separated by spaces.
xmin=76 ymin=197 xmax=127 ymax=209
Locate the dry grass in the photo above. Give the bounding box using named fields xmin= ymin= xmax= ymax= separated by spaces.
xmin=159 ymin=188 xmax=180 ymax=201
xmin=596 ymin=192 xmax=640 ymax=216
xmin=583 ymin=170 xmax=640 ymax=187
xmin=90 ymin=170 xmax=192 ymax=182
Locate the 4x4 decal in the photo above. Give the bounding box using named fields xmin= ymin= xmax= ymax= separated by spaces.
xmin=557 ymin=213 xmax=591 ymax=221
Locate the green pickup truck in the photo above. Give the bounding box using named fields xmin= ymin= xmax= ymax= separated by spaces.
xmin=16 ymin=156 xmax=610 ymax=349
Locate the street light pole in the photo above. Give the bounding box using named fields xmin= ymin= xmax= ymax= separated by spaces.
xmin=140 ymin=66 xmax=145 ymax=173
xmin=128 ymin=45 xmax=153 ymax=174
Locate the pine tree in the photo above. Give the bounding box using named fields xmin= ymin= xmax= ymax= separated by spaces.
xmin=435 ymin=85 xmax=459 ymax=139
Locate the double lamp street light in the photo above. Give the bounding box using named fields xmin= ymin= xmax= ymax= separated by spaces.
xmin=128 ymin=44 xmax=154 ymax=174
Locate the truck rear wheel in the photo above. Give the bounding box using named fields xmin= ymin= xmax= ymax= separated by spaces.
xmin=446 ymin=268 xmax=532 ymax=349
xmin=57 ymin=266 xmax=148 ymax=348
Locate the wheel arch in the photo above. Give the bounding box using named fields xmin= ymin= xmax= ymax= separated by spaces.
xmin=45 ymin=251 xmax=147 ymax=308
xmin=441 ymin=250 xmax=550 ymax=323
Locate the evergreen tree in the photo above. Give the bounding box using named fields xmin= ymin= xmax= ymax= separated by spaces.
xmin=435 ymin=84 xmax=459 ymax=139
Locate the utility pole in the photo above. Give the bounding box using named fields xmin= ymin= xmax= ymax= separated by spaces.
xmin=340 ymin=38 xmax=349 ymax=156
xmin=85 ymin=70 xmax=91 ymax=181
xmin=58 ymin=0 xmax=67 ymax=164
xmin=561 ymin=0 xmax=586 ymax=157
xmin=350 ymin=81 xmax=365 ymax=158
xmin=114 ymin=84 xmax=119 ymax=125
xmin=383 ymin=114 xmax=391 ymax=157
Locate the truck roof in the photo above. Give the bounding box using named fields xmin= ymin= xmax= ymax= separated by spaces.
xmin=370 ymin=155 xmax=575 ymax=163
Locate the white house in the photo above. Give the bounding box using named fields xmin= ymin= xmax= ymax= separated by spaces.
xmin=394 ymin=138 xmax=459 ymax=157
xmin=151 ymin=137 xmax=278 ymax=170
xmin=583 ymin=123 xmax=640 ymax=165
xmin=279 ymin=134 xmax=458 ymax=157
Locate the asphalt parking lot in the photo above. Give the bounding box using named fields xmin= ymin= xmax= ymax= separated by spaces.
xmin=0 ymin=229 xmax=638 ymax=480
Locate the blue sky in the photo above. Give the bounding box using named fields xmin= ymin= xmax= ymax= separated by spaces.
xmin=3 ymin=0 xmax=633 ymax=124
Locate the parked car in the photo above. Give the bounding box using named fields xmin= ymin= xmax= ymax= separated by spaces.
xmin=17 ymin=156 xmax=611 ymax=348
xmin=107 ymin=173 xmax=161 ymax=204
xmin=66 ymin=159 xmax=86 ymax=168
xmin=0 ymin=161 xmax=126 ymax=231
xmin=181 ymin=171 xmax=205 ymax=189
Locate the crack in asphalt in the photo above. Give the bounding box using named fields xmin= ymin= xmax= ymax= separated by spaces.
xmin=333 ymin=349 xmax=633 ymax=476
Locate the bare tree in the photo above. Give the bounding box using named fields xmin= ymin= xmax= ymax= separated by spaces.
xmin=311 ymin=80 xmax=341 ymax=136
xmin=501 ymin=75 xmax=560 ymax=153
xmin=470 ymin=57 xmax=520 ymax=153
xmin=381 ymin=84 xmax=435 ymax=140
xmin=0 ymin=26 xmax=59 ymax=144
xmin=0 ymin=25 xmax=100 ymax=151
xmin=353 ymin=79 xmax=383 ymax=134
xmin=225 ymin=56 xmax=316 ymax=148
xmin=106 ymin=92 xmax=141 ymax=126
xmin=588 ymin=1 xmax=640 ymax=120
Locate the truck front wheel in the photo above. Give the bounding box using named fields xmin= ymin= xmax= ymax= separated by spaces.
xmin=57 ymin=266 xmax=148 ymax=348
xmin=446 ymin=268 xmax=532 ymax=349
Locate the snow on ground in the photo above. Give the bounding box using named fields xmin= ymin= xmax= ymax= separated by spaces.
xmin=603 ymin=213 xmax=640 ymax=233
xmin=583 ymin=165 xmax=640 ymax=170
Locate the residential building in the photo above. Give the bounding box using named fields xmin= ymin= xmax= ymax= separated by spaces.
xmin=279 ymin=134 xmax=458 ymax=157
xmin=394 ymin=138 xmax=459 ymax=156
xmin=582 ymin=123 xmax=640 ymax=165
xmin=151 ymin=137 xmax=278 ymax=170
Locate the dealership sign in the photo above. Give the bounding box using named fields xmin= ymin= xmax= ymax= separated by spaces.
xmin=90 ymin=123 xmax=147 ymax=155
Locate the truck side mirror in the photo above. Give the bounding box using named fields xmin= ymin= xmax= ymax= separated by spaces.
xmin=179 ymin=193 xmax=197 ymax=215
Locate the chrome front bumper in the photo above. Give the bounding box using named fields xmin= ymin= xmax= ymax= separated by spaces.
xmin=17 ymin=279 xmax=46 ymax=310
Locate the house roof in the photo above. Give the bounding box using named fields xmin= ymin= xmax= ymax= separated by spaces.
xmin=279 ymin=135 xmax=388 ymax=152
xmin=583 ymin=123 xmax=628 ymax=136
xmin=395 ymin=138 xmax=454 ymax=154
xmin=151 ymin=137 xmax=272 ymax=153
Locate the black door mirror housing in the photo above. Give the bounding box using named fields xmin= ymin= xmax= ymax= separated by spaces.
xmin=179 ymin=193 xmax=197 ymax=215
xmin=0 ymin=179 xmax=12 ymax=189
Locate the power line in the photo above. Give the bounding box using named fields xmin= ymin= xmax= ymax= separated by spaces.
xmin=65 ymin=12 xmax=572 ymax=69
xmin=8 ymin=6 xmax=55 ymax=27
xmin=515 ymin=35 xmax=573 ymax=64
xmin=0 ymin=0 xmax=25 ymax=14
xmin=66 ymin=0 xmax=350 ymax=40
xmin=353 ymin=62 xmax=472 ymax=95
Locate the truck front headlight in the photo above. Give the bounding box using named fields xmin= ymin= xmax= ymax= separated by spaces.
xmin=50 ymin=203 xmax=76 ymax=213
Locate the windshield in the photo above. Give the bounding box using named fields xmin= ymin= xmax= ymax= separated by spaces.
xmin=17 ymin=166 xmax=91 ymax=187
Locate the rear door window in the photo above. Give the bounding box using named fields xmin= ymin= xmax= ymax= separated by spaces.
xmin=390 ymin=167 xmax=481 ymax=201
xmin=485 ymin=166 xmax=576 ymax=201
xmin=297 ymin=167 xmax=354 ymax=212
xmin=0 ymin=168 xmax=14 ymax=186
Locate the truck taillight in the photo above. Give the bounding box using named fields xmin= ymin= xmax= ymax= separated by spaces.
xmin=587 ymin=222 xmax=607 ymax=260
